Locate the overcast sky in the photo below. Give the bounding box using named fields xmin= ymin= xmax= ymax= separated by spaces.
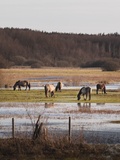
xmin=0 ymin=0 xmax=119 ymax=34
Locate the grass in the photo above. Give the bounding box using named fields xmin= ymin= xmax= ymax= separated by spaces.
xmin=0 ymin=89 xmax=120 ymax=103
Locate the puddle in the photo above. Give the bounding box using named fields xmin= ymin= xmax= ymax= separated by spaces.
xmin=0 ymin=102 xmax=120 ymax=143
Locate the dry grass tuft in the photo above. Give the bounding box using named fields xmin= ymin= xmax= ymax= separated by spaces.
xmin=0 ymin=136 xmax=120 ymax=160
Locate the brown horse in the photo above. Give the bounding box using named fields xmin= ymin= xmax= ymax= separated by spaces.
xmin=44 ymin=84 xmax=55 ymax=97
xmin=77 ymin=87 xmax=91 ymax=101
xmin=96 ymin=84 xmax=106 ymax=94
xmin=55 ymin=81 xmax=63 ymax=92
xmin=13 ymin=80 xmax=31 ymax=90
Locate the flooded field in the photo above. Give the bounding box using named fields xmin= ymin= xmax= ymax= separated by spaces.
xmin=0 ymin=102 xmax=120 ymax=144
xmin=25 ymin=81 xmax=120 ymax=90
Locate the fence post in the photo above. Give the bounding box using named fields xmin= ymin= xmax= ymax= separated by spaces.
xmin=12 ymin=118 xmax=15 ymax=139
xmin=68 ymin=116 xmax=71 ymax=142
xmin=44 ymin=127 xmax=47 ymax=140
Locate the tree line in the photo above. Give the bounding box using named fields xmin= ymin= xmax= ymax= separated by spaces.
xmin=0 ymin=27 xmax=120 ymax=70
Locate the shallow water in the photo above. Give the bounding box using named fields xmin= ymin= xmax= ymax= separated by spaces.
xmin=28 ymin=82 xmax=120 ymax=90
xmin=0 ymin=102 xmax=120 ymax=143
xmin=1 ymin=81 xmax=120 ymax=90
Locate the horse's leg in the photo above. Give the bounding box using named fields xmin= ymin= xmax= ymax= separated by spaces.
xmin=44 ymin=86 xmax=48 ymax=97
xmin=96 ymin=88 xmax=98 ymax=94
xmin=46 ymin=90 xmax=48 ymax=97
xmin=45 ymin=91 xmax=48 ymax=97
xmin=89 ymin=92 xmax=91 ymax=100
xmin=83 ymin=94 xmax=86 ymax=100
xmin=104 ymin=87 xmax=107 ymax=94
xmin=25 ymin=85 xmax=27 ymax=90
xmin=18 ymin=85 xmax=21 ymax=90
xmin=28 ymin=83 xmax=31 ymax=90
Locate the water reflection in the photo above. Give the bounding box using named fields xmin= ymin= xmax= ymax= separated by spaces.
xmin=0 ymin=102 xmax=120 ymax=142
xmin=96 ymin=103 xmax=105 ymax=106
xmin=44 ymin=103 xmax=54 ymax=108
xmin=77 ymin=103 xmax=91 ymax=112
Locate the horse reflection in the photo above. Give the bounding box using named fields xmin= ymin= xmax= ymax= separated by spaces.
xmin=45 ymin=103 xmax=54 ymax=108
xmin=77 ymin=102 xmax=91 ymax=112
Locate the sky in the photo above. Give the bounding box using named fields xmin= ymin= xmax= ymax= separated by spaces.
xmin=0 ymin=0 xmax=120 ymax=34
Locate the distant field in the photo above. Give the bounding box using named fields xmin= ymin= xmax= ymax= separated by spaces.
xmin=0 ymin=67 xmax=120 ymax=87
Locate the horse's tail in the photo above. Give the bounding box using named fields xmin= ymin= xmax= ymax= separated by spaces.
xmin=55 ymin=85 xmax=58 ymax=91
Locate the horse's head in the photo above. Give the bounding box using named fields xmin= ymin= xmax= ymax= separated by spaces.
xmin=13 ymin=85 xmax=16 ymax=90
xmin=77 ymin=93 xmax=81 ymax=100
xmin=51 ymin=91 xmax=54 ymax=97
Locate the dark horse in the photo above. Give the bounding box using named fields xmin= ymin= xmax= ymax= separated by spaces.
xmin=55 ymin=81 xmax=63 ymax=92
xmin=77 ymin=87 xmax=91 ymax=101
xmin=13 ymin=80 xmax=31 ymax=90
xmin=44 ymin=84 xmax=55 ymax=97
xmin=96 ymin=83 xmax=106 ymax=94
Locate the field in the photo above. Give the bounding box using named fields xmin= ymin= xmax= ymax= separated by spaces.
xmin=0 ymin=67 xmax=120 ymax=103
xmin=0 ymin=89 xmax=120 ymax=103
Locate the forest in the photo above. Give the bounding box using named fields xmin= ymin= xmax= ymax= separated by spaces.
xmin=0 ymin=27 xmax=120 ymax=70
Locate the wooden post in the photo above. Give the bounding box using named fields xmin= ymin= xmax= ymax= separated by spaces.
xmin=44 ymin=127 xmax=47 ymax=140
xmin=68 ymin=116 xmax=71 ymax=142
xmin=12 ymin=118 xmax=15 ymax=139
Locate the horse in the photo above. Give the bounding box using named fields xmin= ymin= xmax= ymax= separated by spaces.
xmin=96 ymin=83 xmax=106 ymax=94
xmin=77 ymin=87 xmax=91 ymax=101
xmin=55 ymin=81 xmax=63 ymax=92
xmin=44 ymin=84 xmax=55 ymax=97
xmin=13 ymin=80 xmax=31 ymax=90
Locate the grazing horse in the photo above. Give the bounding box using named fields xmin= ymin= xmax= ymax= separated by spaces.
xmin=55 ymin=81 xmax=63 ymax=92
xmin=44 ymin=84 xmax=55 ymax=97
xmin=96 ymin=83 xmax=106 ymax=94
xmin=77 ymin=87 xmax=91 ymax=101
xmin=13 ymin=80 xmax=31 ymax=90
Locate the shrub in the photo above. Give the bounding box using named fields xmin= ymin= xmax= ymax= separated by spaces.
xmin=81 ymin=59 xmax=120 ymax=71
xmin=13 ymin=56 xmax=27 ymax=65
xmin=102 ymin=60 xmax=120 ymax=71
